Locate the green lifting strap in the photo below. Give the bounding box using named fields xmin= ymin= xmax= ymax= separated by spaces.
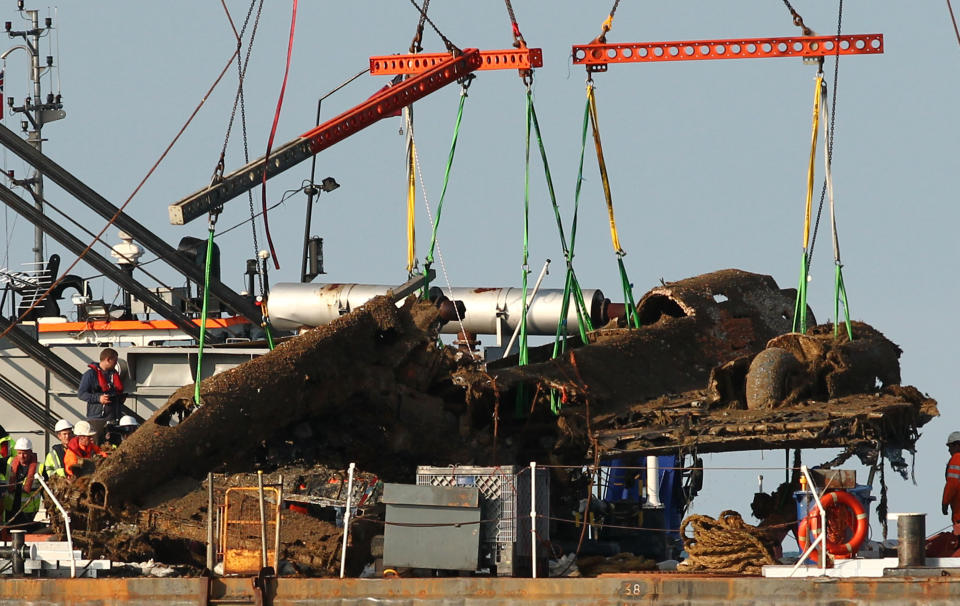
xmin=548 ymin=93 xmax=598 ymax=415
xmin=617 ymin=255 xmax=639 ymax=329
xmin=555 ymin=93 xmax=596 ymax=353
xmin=194 ymin=223 xmax=217 ymax=407
xmin=834 ymin=263 xmax=853 ymax=340
xmin=792 ymin=252 xmax=809 ymax=334
xmin=263 ymin=318 xmax=275 ymax=350
xmin=528 ymin=91 xmax=592 ymax=353
xmin=518 ymin=91 xmax=532 ymax=368
xmin=422 ymin=79 xmax=472 ymax=298
xmin=515 ymin=88 xmax=534 ymax=418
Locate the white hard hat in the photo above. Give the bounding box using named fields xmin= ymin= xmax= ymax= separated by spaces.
xmin=54 ymin=419 xmax=73 ymax=433
xmin=119 ymin=415 xmax=138 ymax=428
xmin=14 ymin=437 xmax=32 ymax=451
xmin=948 ymin=431 xmax=960 ymax=445
xmin=73 ymin=420 xmax=96 ymax=437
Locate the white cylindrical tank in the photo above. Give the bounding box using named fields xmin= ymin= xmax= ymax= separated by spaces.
xmin=267 ymin=282 xmax=606 ymax=336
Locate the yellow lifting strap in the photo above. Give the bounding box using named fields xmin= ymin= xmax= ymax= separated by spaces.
xmin=586 ymin=83 xmax=625 ymax=255
xmin=406 ymin=137 xmax=418 ymax=274
xmin=802 ymin=74 xmax=823 ymax=249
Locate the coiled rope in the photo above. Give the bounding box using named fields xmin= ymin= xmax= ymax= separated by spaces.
xmin=679 ymin=510 xmax=778 ymax=575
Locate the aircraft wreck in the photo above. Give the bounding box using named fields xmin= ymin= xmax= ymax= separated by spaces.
xmin=47 ymin=269 xmax=937 ymax=574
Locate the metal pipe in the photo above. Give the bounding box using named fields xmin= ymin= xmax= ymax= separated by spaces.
xmin=502 ymin=260 xmax=550 ymax=359
xmin=206 ymin=472 xmax=214 ymax=571
xmin=257 ymin=470 xmax=268 ymax=570
xmin=274 ymin=474 xmax=283 ymax=576
xmin=896 ymin=513 xmax=926 ymax=568
xmin=11 ymin=530 xmax=25 ymax=576
xmin=646 ymin=456 xmax=663 ymax=508
xmin=268 ymin=282 xmax=607 ymax=336
xmin=34 ymin=473 xmax=75 ymax=578
xmin=530 ymin=462 xmax=537 ymax=579
xmin=339 ymin=462 xmax=355 ymax=579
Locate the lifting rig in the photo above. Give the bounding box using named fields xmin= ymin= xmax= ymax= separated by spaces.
xmin=0 ymin=41 xmax=539 ymax=431
xmin=169 ymin=44 xmax=543 ymax=226
xmin=569 ymin=28 xmax=883 ymax=337
xmin=571 ymin=33 xmax=883 ymax=70
xmin=169 ymin=50 xmax=484 ymax=226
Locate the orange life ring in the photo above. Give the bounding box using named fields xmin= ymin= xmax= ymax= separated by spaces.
xmin=796 ymin=489 xmax=869 ymax=561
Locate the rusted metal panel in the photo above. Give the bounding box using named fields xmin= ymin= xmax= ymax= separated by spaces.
xmin=2 ymin=575 xmax=960 ymax=606
xmin=0 ymin=577 xmax=209 ymax=606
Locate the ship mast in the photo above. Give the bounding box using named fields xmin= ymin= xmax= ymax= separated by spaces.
xmin=2 ymin=2 xmax=65 ymax=266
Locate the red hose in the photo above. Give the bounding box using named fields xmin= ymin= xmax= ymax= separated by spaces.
xmin=261 ymin=0 xmax=298 ymax=270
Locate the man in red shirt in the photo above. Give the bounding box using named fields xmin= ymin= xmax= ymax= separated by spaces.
xmin=943 ymin=431 xmax=960 ymax=531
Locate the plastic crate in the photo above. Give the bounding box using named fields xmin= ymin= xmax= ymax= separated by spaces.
xmin=417 ymin=465 xmax=516 ymax=543
xmin=417 ymin=465 xmax=549 ymax=576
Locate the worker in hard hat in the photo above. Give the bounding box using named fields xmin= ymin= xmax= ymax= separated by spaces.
xmin=103 ymin=415 xmax=139 ymax=449
xmin=77 ymin=347 xmax=126 ymax=443
xmin=0 ymin=424 xmax=15 ymax=469
xmin=40 ymin=419 xmax=74 ymax=479
xmin=4 ymin=438 xmax=41 ymax=526
xmin=943 ymin=431 xmax=960 ymax=530
xmin=63 ymin=420 xmax=108 ymax=478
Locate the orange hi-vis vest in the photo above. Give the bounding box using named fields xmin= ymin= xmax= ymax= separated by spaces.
xmin=943 ymin=452 xmax=960 ymax=524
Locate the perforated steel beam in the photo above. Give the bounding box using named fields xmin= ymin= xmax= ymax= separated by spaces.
xmin=370 ymin=48 xmax=542 ymax=75
xmin=573 ymin=34 xmax=883 ymax=70
xmin=170 ymin=49 xmax=482 ymax=226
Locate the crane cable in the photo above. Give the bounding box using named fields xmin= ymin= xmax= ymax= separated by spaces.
xmin=260 ymin=0 xmax=299 ymax=271
xmin=210 ymin=0 xmax=271 ymax=355
xmin=819 ymin=79 xmax=853 ymax=340
xmin=586 ymin=81 xmax=639 ymax=328
xmin=502 ymin=0 xmax=527 ymax=48
xmin=407 ymin=0 xmax=461 ymax=55
xmin=792 ymin=72 xmax=822 ymax=335
xmin=949 ymin=0 xmax=960 ymax=48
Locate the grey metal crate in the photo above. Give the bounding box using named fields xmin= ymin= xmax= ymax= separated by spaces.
xmin=417 ymin=465 xmax=549 ymax=577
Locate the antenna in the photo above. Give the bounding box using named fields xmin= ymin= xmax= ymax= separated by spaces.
xmin=2 ymin=3 xmax=66 ymax=266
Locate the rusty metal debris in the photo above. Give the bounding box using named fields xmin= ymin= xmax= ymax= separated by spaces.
xmin=43 ymin=268 xmax=937 ymax=574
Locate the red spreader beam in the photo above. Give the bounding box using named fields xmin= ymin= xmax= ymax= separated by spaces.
xmin=573 ymin=34 xmax=883 ymax=70
xmin=170 ymin=50 xmax=482 ymax=225
xmin=370 ymin=48 xmax=542 ymax=75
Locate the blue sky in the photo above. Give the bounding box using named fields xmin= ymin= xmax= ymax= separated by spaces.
xmin=1 ymin=2 xmax=957 ymax=542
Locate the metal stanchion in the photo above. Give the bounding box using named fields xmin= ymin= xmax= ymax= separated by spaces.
xmin=257 ymin=470 xmax=268 ymax=569
xmin=274 ymin=474 xmax=284 ymax=576
xmin=530 ymin=461 xmax=538 ymax=579
xmin=339 ymin=463 xmax=356 ymax=579
xmin=206 ymin=472 xmax=214 ymax=571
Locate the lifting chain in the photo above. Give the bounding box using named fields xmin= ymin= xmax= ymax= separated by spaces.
xmin=592 ymin=0 xmax=622 ymax=44
xmin=409 ymin=0 xmax=429 ymax=53
xmin=407 ymin=0 xmax=461 ymax=55
xmin=781 ymin=0 xmax=814 ymax=36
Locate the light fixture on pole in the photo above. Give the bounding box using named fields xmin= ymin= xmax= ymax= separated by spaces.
xmin=300 ymin=177 xmax=339 ymax=283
